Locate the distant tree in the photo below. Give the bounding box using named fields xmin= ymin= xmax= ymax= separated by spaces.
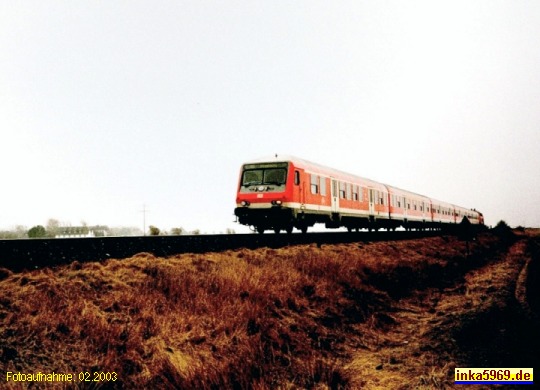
xmin=494 ymin=220 xmax=510 ymax=230
xmin=149 ymin=225 xmax=160 ymax=236
xmin=0 ymin=230 xmax=17 ymax=239
xmin=191 ymin=229 xmax=200 ymax=235
xmin=15 ymin=225 xmax=28 ymax=238
xmin=170 ymin=227 xmax=185 ymax=235
xmin=225 ymin=228 xmax=236 ymax=234
xmin=0 ymin=226 xmax=28 ymax=239
xmin=493 ymin=220 xmax=513 ymax=235
xmin=80 ymin=221 xmax=89 ymax=235
xmin=46 ymin=218 xmax=60 ymax=237
xmin=28 ymin=225 xmax=47 ymax=238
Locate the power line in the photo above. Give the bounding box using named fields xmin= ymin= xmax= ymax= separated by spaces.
xmin=140 ymin=204 xmax=150 ymax=236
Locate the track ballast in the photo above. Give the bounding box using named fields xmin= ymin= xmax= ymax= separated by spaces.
xmin=0 ymin=230 xmax=448 ymax=272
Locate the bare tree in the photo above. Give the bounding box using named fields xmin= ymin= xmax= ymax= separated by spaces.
xmin=46 ymin=219 xmax=60 ymax=237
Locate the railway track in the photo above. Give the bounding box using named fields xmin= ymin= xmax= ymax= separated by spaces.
xmin=0 ymin=230 xmax=446 ymax=272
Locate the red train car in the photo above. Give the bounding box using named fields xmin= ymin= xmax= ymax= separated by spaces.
xmin=234 ymin=156 xmax=483 ymax=233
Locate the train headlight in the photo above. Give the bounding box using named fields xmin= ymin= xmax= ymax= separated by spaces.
xmin=271 ymin=200 xmax=282 ymax=206
xmin=241 ymin=200 xmax=250 ymax=207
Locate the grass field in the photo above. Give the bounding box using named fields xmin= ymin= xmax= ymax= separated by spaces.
xmin=1 ymin=229 xmax=538 ymax=389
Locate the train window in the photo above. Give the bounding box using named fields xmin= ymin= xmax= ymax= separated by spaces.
xmin=310 ymin=174 xmax=318 ymax=194
xmin=380 ymin=192 xmax=386 ymax=205
xmin=294 ymin=171 xmax=300 ymax=185
xmin=264 ymin=169 xmax=287 ymax=185
xmin=242 ymin=170 xmax=263 ymax=186
xmin=320 ymin=177 xmax=326 ymax=196
xmin=339 ymin=182 xmax=346 ymax=199
xmin=352 ymin=185 xmax=358 ymax=201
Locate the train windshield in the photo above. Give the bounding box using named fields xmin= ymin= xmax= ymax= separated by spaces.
xmin=241 ymin=162 xmax=288 ymax=186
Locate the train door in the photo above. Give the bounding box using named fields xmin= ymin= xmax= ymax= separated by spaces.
xmin=403 ymin=197 xmax=408 ymax=219
xmin=330 ymin=178 xmax=339 ymax=213
xmin=293 ymin=169 xmax=305 ymax=205
xmin=368 ymin=188 xmax=375 ymax=215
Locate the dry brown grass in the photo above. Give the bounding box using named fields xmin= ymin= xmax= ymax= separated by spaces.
xmin=0 ymin=232 xmax=536 ymax=389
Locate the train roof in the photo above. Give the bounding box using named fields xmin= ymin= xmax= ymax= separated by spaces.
xmin=243 ymin=155 xmax=386 ymax=189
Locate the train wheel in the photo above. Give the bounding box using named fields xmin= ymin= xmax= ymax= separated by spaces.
xmin=285 ymin=225 xmax=293 ymax=234
xmin=256 ymin=226 xmax=265 ymax=234
xmin=300 ymin=226 xmax=308 ymax=234
xmin=273 ymin=227 xmax=280 ymax=234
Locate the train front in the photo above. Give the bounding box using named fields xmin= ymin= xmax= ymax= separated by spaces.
xmin=234 ymin=160 xmax=294 ymax=233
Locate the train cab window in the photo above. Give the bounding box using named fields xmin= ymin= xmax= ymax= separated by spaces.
xmin=353 ymin=185 xmax=359 ymax=201
xmin=294 ymin=171 xmax=300 ymax=185
xmin=320 ymin=177 xmax=326 ymax=196
xmin=310 ymin=174 xmax=319 ymax=194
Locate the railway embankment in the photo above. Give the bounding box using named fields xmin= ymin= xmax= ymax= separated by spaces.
xmin=0 ymin=230 xmax=537 ymax=389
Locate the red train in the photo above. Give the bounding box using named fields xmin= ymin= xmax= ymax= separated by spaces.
xmin=234 ymin=156 xmax=484 ymax=234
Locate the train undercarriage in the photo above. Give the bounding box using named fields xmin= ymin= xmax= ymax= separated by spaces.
xmin=234 ymin=206 xmax=465 ymax=234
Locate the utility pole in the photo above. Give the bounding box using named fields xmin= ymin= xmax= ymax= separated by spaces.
xmin=140 ymin=204 xmax=149 ymax=236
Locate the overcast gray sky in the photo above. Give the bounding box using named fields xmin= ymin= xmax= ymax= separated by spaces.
xmin=2 ymin=1 xmax=539 ymax=233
